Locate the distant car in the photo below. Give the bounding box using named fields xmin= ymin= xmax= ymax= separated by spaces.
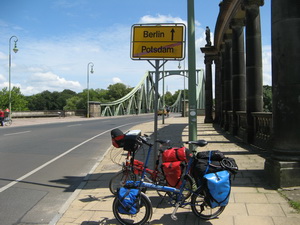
xmin=157 ymin=110 xmax=168 ymax=116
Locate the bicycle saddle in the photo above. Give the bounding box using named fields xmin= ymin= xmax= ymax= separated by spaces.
xmin=185 ymin=140 xmax=208 ymax=147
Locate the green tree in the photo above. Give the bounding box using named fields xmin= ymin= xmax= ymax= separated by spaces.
xmin=27 ymin=89 xmax=77 ymax=110
xmin=0 ymin=87 xmax=28 ymax=111
xmin=263 ymin=85 xmax=272 ymax=112
xmin=64 ymin=96 xmax=81 ymax=110
xmin=106 ymin=83 xmax=132 ymax=101
xmin=164 ymin=91 xmax=174 ymax=106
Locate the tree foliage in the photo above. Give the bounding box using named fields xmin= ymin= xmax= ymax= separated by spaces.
xmin=263 ymin=85 xmax=272 ymax=112
xmin=4 ymin=83 xmax=194 ymax=112
xmin=0 ymin=87 xmax=28 ymax=111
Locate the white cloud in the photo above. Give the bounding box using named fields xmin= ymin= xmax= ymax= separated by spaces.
xmin=139 ymin=14 xmax=187 ymax=25
xmin=30 ymin=71 xmax=81 ymax=86
xmin=112 ymin=77 xmax=123 ymax=84
xmin=0 ymin=74 xmax=5 ymax=82
xmin=262 ymin=45 xmax=272 ymax=85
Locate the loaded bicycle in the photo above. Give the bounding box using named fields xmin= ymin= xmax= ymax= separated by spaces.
xmin=111 ymin=129 xmax=238 ymax=225
xmin=3 ymin=117 xmax=12 ymax=126
xmin=109 ymin=129 xmax=193 ymax=198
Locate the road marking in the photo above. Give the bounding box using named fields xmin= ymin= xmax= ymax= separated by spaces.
xmin=0 ymin=121 xmax=140 ymax=193
xmin=67 ymin=124 xmax=82 ymax=127
xmin=4 ymin=131 xmax=31 ymax=136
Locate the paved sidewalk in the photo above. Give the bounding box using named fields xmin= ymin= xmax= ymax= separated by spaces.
xmin=46 ymin=115 xmax=299 ymax=225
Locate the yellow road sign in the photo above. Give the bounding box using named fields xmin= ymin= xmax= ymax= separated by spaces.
xmin=131 ymin=24 xmax=186 ymax=60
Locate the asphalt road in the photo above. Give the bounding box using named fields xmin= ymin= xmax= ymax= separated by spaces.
xmin=0 ymin=115 xmax=153 ymax=225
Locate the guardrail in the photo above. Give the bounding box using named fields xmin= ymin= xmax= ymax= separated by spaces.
xmin=11 ymin=110 xmax=86 ymax=118
xmin=235 ymin=111 xmax=272 ymax=151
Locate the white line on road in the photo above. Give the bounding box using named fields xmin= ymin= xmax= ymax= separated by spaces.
xmin=67 ymin=124 xmax=82 ymax=127
xmin=4 ymin=131 xmax=32 ymax=136
xmin=0 ymin=121 xmax=139 ymax=193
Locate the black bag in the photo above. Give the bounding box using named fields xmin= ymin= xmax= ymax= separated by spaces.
xmin=123 ymin=135 xmax=141 ymax=152
xmin=196 ymin=150 xmax=225 ymax=161
xmin=192 ymin=159 xmax=223 ymax=183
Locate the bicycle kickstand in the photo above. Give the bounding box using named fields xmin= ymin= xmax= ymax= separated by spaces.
xmin=171 ymin=202 xmax=180 ymax=220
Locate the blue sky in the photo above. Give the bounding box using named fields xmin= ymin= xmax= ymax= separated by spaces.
xmin=0 ymin=0 xmax=271 ymax=96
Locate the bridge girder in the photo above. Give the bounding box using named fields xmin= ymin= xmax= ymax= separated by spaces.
xmin=99 ymin=69 xmax=205 ymax=116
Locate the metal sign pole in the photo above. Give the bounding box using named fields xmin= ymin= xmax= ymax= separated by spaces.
xmin=148 ymin=59 xmax=168 ymax=163
xmin=187 ymin=0 xmax=197 ymax=149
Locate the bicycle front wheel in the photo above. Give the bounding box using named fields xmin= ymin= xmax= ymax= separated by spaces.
xmin=191 ymin=187 xmax=225 ymax=220
xmin=109 ymin=170 xmax=137 ymax=195
xmin=5 ymin=119 xmax=12 ymax=126
xmin=112 ymin=192 xmax=152 ymax=225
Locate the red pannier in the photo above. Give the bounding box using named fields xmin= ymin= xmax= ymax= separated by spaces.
xmin=133 ymin=159 xmax=144 ymax=175
xmin=162 ymin=147 xmax=188 ymax=162
xmin=161 ymin=161 xmax=185 ymax=188
xmin=111 ymin=128 xmax=125 ymax=148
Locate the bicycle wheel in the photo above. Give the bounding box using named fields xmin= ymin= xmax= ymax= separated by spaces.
xmin=5 ymin=119 xmax=12 ymax=126
xmin=113 ymin=192 xmax=152 ymax=225
xmin=109 ymin=170 xmax=137 ymax=195
xmin=191 ymin=187 xmax=225 ymax=220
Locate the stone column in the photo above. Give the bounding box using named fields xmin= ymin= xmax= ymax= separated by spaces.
xmin=223 ymin=36 xmax=233 ymax=131
xmin=214 ymin=57 xmax=222 ymax=124
xmin=204 ymin=56 xmax=214 ymax=123
xmin=220 ymin=45 xmax=226 ymax=127
xmin=230 ymin=18 xmax=246 ymax=135
xmin=264 ymin=0 xmax=300 ymax=188
xmin=243 ymin=0 xmax=264 ymax=143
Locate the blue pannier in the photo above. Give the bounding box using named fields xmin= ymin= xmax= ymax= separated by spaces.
xmin=203 ymin=170 xmax=231 ymax=208
xmin=117 ymin=187 xmax=140 ymax=214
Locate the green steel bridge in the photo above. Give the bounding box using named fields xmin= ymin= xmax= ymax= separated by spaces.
xmin=98 ymin=69 xmax=205 ymax=116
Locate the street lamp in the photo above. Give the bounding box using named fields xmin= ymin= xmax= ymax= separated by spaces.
xmin=9 ymin=36 xmax=19 ymax=119
xmin=87 ymin=62 xmax=94 ymax=118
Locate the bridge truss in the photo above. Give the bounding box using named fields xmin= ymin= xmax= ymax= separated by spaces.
xmin=99 ymin=69 xmax=205 ymax=116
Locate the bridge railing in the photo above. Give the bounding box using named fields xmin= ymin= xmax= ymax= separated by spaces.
xmin=235 ymin=111 xmax=272 ymax=151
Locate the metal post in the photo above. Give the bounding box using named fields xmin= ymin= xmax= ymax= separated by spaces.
xmin=187 ymin=0 xmax=197 ymax=147
xmin=162 ymin=64 xmax=165 ymax=124
xmin=87 ymin=62 xmax=94 ymax=118
xmin=148 ymin=59 xmax=167 ymax=164
xmin=8 ymin=36 xmax=18 ymax=119
xmin=153 ymin=59 xmax=160 ymax=161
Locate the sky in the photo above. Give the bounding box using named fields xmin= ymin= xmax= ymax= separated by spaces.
xmin=0 ymin=0 xmax=271 ymax=96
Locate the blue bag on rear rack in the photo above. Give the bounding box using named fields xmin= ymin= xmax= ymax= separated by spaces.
xmin=203 ymin=170 xmax=231 ymax=208
xmin=117 ymin=187 xmax=140 ymax=214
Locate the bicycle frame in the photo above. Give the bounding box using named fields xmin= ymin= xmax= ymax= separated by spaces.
xmin=135 ymin=140 xmax=196 ymax=204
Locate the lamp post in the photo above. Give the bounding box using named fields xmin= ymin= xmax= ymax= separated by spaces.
xmin=87 ymin=62 xmax=94 ymax=118
xmin=8 ymin=36 xmax=19 ymax=119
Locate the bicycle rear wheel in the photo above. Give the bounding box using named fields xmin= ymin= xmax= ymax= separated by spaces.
xmin=191 ymin=187 xmax=225 ymax=220
xmin=109 ymin=170 xmax=137 ymax=195
xmin=112 ymin=192 xmax=152 ymax=225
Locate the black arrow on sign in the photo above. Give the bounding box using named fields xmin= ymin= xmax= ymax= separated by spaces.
xmin=170 ymin=29 xmax=175 ymax=41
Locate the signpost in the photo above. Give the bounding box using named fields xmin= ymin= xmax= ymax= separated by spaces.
xmin=131 ymin=24 xmax=185 ymax=60
xmin=131 ymin=23 xmax=186 ymax=162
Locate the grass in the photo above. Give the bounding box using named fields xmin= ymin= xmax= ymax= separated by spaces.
xmin=289 ymin=200 xmax=300 ymax=212
xmin=278 ymin=190 xmax=300 ymax=213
